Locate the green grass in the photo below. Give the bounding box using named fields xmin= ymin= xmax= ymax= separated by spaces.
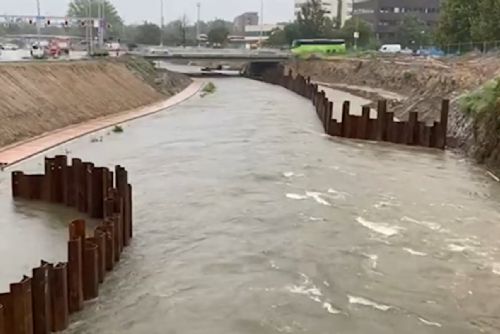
xmin=202 ymin=82 xmax=216 ymax=94
xmin=460 ymin=79 xmax=500 ymax=120
xmin=112 ymin=125 xmax=124 ymax=133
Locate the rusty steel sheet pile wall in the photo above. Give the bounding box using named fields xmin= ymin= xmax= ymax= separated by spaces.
xmin=259 ymin=69 xmax=449 ymax=149
xmin=1 ymin=155 xmax=133 ymax=333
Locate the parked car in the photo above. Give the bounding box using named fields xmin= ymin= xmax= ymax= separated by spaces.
xmin=0 ymin=43 xmax=19 ymax=50
xmin=30 ymin=43 xmax=45 ymax=59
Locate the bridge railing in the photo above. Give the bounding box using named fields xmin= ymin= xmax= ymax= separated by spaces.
xmin=258 ymin=68 xmax=448 ymax=149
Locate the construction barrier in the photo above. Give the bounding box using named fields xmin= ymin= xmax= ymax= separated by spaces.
xmin=2 ymin=155 xmax=133 ymax=333
xmin=257 ymin=68 xmax=449 ymax=149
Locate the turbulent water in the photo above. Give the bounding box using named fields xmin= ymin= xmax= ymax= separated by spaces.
xmin=2 ymin=78 xmax=500 ymax=333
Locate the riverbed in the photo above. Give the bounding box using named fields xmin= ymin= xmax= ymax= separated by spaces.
xmin=1 ymin=77 xmax=500 ymax=333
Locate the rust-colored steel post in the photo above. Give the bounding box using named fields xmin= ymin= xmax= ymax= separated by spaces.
xmin=341 ymin=101 xmax=351 ymax=138
xmin=82 ymin=241 xmax=99 ymax=300
xmin=103 ymin=197 xmax=115 ymax=220
xmin=49 ymin=263 xmax=69 ymax=332
xmin=407 ymin=112 xmax=418 ymax=145
xmin=83 ymin=162 xmax=95 ymax=214
xmin=32 ymin=263 xmax=51 ymax=334
xmin=127 ymin=184 xmax=133 ymax=240
xmin=88 ymin=167 xmax=105 ymax=219
xmin=329 ymin=120 xmax=341 ymax=137
xmin=71 ymin=158 xmax=87 ymax=212
xmin=64 ymin=164 xmax=73 ymax=206
xmin=367 ymin=119 xmax=378 ymax=140
xmin=53 ymin=155 xmax=68 ymax=204
xmin=359 ymin=106 xmax=371 ymax=139
xmin=324 ymin=101 xmax=333 ymax=134
xmin=10 ymin=276 xmax=33 ymax=334
xmin=116 ymin=167 xmax=131 ymax=246
xmin=90 ymin=228 xmax=106 ymax=283
xmin=376 ymin=100 xmax=387 ymax=141
xmin=430 ymin=121 xmax=440 ymax=148
xmin=420 ymin=124 xmax=431 ymax=147
xmin=69 ymin=219 xmax=86 ymax=247
xmin=395 ymin=122 xmax=406 ymax=144
xmin=349 ymin=116 xmax=360 ymax=139
xmin=440 ymin=99 xmax=449 ymax=149
xmin=0 ymin=303 xmax=5 ymax=334
xmin=11 ymin=171 xmax=25 ymax=198
xmin=67 ymin=238 xmax=83 ymax=313
xmin=385 ymin=112 xmax=395 ymax=143
xmin=43 ymin=157 xmax=56 ymax=202
xmin=0 ymin=294 xmax=11 ymax=334
xmin=99 ymin=224 xmax=115 ymax=270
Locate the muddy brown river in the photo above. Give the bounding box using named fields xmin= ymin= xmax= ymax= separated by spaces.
xmin=1 ymin=78 xmax=500 ymax=333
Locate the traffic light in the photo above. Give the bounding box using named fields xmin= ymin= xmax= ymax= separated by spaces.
xmin=64 ymin=20 xmax=69 ymax=27
xmin=80 ymin=20 xmax=86 ymax=27
xmin=28 ymin=18 xmax=33 ymax=25
xmin=46 ymin=19 xmax=51 ymax=26
xmin=107 ymin=23 xmax=112 ymax=29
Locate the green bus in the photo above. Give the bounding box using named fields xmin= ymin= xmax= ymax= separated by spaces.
xmin=291 ymin=39 xmax=347 ymax=57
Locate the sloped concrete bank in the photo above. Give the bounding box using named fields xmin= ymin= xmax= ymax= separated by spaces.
xmin=0 ymin=57 xmax=191 ymax=149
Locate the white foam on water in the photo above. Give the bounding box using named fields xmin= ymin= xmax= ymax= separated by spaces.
xmin=348 ymin=295 xmax=393 ymax=311
xmin=363 ymin=254 xmax=378 ymax=269
xmin=286 ymin=274 xmax=341 ymax=316
xmin=309 ymin=217 xmax=324 ymax=222
xmin=270 ymin=260 xmax=280 ymax=269
xmin=323 ymin=302 xmax=341 ymax=314
xmin=305 ymin=192 xmax=331 ymax=206
xmin=356 ymin=217 xmax=401 ymax=237
xmin=286 ymin=193 xmax=308 ymax=200
xmin=327 ymin=188 xmax=350 ymax=200
xmin=401 ymin=216 xmax=442 ymax=231
xmin=403 ymin=248 xmax=427 ymax=256
xmin=492 ymin=263 xmax=500 ymax=275
xmin=283 ymin=172 xmax=295 ymax=178
xmin=418 ymin=317 xmax=442 ymax=328
xmin=447 ymin=244 xmax=468 ymax=252
xmin=323 ymin=281 xmax=330 ymax=287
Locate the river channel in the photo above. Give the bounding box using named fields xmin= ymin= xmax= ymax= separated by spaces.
xmin=1 ymin=77 xmax=500 ymax=333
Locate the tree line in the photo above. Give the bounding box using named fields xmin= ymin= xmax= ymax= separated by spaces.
xmin=2 ymin=0 xmax=499 ymax=49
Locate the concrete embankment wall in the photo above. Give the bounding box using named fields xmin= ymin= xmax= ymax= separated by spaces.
xmin=0 ymin=59 xmax=190 ymax=148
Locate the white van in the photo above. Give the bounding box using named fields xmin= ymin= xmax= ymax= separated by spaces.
xmin=379 ymin=44 xmax=402 ymax=53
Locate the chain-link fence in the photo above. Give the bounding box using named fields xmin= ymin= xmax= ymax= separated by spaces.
xmin=442 ymin=41 xmax=500 ymax=55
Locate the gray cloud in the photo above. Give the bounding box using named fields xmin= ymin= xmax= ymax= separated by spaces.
xmin=2 ymin=0 xmax=295 ymax=24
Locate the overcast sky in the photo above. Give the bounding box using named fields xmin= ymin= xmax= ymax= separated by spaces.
xmin=2 ymin=0 xmax=295 ymax=24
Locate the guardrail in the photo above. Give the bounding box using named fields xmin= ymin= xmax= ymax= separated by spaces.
xmin=258 ymin=69 xmax=448 ymax=149
xmin=0 ymin=155 xmax=133 ymax=333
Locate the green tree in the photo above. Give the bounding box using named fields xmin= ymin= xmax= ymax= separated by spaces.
xmin=208 ymin=21 xmax=230 ymax=45
xmin=435 ymin=0 xmax=479 ymax=45
xmin=265 ymin=28 xmax=288 ymax=46
xmin=397 ymin=15 xmax=432 ymax=48
xmin=67 ymin=0 xmax=123 ymax=36
xmin=134 ymin=22 xmax=161 ymax=45
xmin=296 ymin=0 xmax=336 ymax=38
xmin=470 ymin=0 xmax=500 ymax=41
xmin=341 ymin=18 xmax=374 ymax=48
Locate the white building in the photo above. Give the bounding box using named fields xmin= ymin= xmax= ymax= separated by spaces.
xmin=294 ymin=0 xmax=352 ymax=26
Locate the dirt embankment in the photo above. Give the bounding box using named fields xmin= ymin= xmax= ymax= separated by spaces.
xmin=0 ymin=57 xmax=191 ymax=148
xmin=289 ymin=56 xmax=500 ymax=120
xmin=288 ymin=56 xmax=500 ymax=164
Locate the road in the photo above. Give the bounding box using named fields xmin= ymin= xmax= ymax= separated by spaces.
xmin=0 ymin=49 xmax=92 ymax=62
xmin=1 ymin=78 xmax=500 ymax=333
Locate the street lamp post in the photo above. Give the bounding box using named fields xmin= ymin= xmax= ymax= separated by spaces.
xmin=196 ymin=2 xmax=201 ymax=47
xmin=259 ymin=0 xmax=264 ymax=47
xmin=352 ymin=0 xmax=359 ymax=50
xmin=160 ymin=0 xmax=164 ymax=46
xmin=36 ymin=0 xmax=41 ymax=36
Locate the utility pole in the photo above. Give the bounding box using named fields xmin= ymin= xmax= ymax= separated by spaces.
xmin=352 ymin=0 xmax=358 ymax=50
xmin=160 ymin=0 xmax=164 ymax=46
xmin=97 ymin=0 xmax=102 ymax=48
xmin=196 ymin=2 xmax=201 ymax=47
xmin=259 ymin=0 xmax=264 ymax=47
xmin=36 ymin=0 xmax=41 ymax=36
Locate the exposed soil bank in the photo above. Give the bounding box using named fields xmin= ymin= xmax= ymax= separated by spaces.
xmin=0 ymin=57 xmax=191 ymax=148
xmin=288 ymin=55 xmax=500 ymax=168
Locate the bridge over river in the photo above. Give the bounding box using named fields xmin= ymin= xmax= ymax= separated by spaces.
xmin=1 ymin=77 xmax=500 ymax=333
